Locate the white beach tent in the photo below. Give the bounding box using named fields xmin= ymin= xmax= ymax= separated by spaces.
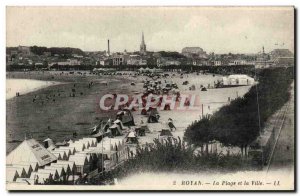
xmin=223 ymin=75 xmax=255 ymax=86
xmin=6 ymin=168 xmax=20 ymax=182
xmin=126 ymin=131 xmax=138 ymax=144
xmin=52 ymin=149 xmax=70 ymax=159
xmin=52 ymin=153 xmax=62 ymax=160
xmin=68 ymin=142 xmax=86 ymax=152
xmin=44 ymin=166 xmax=66 ymax=179
xmin=57 ymin=146 xmax=76 ymax=155
xmin=68 ymin=155 xmax=89 ymax=174
xmin=9 ymin=163 xmax=34 ymax=177
xmin=37 ymin=169 xmax=60 ymax=180
xmin=43 ymin=138 xmax=56 ymax=151
xmin=73 ymin=153 xmax=92 ymax=162
xmin=108 ymin=124 xmax=123 ymax=137
xmin=82 ymin=138 xmax=97 ymax=147
xmin=55 ymin=160 xmax=76 ymax=174
xmin=17 ymin=162 xmax=39 ymax=172
xmin=77 ymin=139 xmax=91 ymax=149
xmin=30 ymin=172 xmax=53 ymax=184
xmin=6 ymin=139 xmax=57 ymax=167
xmin=7 ymin=165 xmax=32 ymax=178
xmin=50 ymin=163 xmax=71 ymax=176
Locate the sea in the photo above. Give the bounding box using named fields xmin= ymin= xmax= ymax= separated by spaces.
xmin=6 ymin=79 xmax=60 ymax=100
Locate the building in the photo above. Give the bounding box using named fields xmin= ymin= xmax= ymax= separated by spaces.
xmin=157 ymin=57 xmax=181 ymax=67
xmin=99 ymin=58 xmax=111 ymax=66
xmin=112 ymin=54 xmax=127 ymax=66
xmin=18 ymin=46 xmax=31 ymax=56
xmin=127 ymin=55 xmax=147 ymax=66
xmin=192 ymin=58 xmax=209 ymax=66
xmin=140 ymin=32 xmax=147 ymax=55
xmin=228 ymin=59 xmax=248 ymax=65
xmin=182 ymin=47 xmax=207 ymax=58
xmin=49 ymin=58 xmax=81 ymax=67
xmin=212 ymin=60 xmax=222 ymax=66
xmin=269 ymin=49 xmax=294 ymax=67
xmin=255 ymin=46 xmax=270 ymax=68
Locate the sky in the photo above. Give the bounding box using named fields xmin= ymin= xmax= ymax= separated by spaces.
xmin=6 ymin=6 xmax=294 ymax=54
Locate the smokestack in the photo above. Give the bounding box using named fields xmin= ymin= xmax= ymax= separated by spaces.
xmin=107 ymin=39 xmax=110 ymax=56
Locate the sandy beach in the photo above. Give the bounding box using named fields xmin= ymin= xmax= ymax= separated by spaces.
xmin=6 ymin=79 xmax=61 ymax=100
xmin=6 ymin=71 xmax=251 ymax=154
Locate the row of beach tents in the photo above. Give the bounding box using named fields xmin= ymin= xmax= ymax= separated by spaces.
xmin=6 ymin=136 xmax=127 ymax=185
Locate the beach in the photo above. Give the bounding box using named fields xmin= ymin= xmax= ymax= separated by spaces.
xmin=6 ymin=79 xmax=61 ymax=100
xmin=6 ymin=71 xmax=251 ymax=154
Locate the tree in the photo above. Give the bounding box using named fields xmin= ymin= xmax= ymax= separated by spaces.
xmin=184 ymin=115 xmax=213 ymax=155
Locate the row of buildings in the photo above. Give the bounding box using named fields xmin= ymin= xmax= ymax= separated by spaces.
xmin=6 ymin=33 xmax=294 ymax=69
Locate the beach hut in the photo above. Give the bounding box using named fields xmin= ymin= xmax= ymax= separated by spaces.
xmin=96 ymin=137 xmax=126 ymax=161
xmin=126 ymin=131 xmax=138 ymax=144
xmin=30 ymin=172 xmax=53 ymax=184
xmin=6 ymin=168 xmax=20 ymax=182
xmin=37 ymin=169 xmax=60 ymax=181
xmin=68 ymin=142 xmax=86 ymax=152
xmin=7 ymin=166 xmax=27 ymax=178
xmin=89 ymin=147 xmax=118 ymax=171
xmin=55 ymin=160 xmax=76 ymax=175
xmin=148 ymin=108 xmax=160 ymax=123
xmin=58 ymin=146 xmax=76 ymax=155
xmin=73 ymin=153 xmax=92 ymax=163
xmin=222 ymin=75 xmax=255 ymax=87
xmin=6 ymin=138 xmax=57 ymax=167
xmin=114 ymin=119 xmax=125 ymax=130
xmin=68 ymin=155 xmax=89 ymax=175
xmin=44 ymin=166 xmax=66 ymax=180
xmin=9 ymin=163 xmax=34 ymax=177
xmin=108 ymin=124 xmax=123 ymax=137
xmin=7 ymin=164 xmax=33 ymax=178
xmin=52 ymin=149 xmax=71 ymax=159
xmin=17 ymin=162 xmax=39 ymax=172
xmin=43 ymin=138 xmax=56 ymax=151
xmin=50 ymin=163 xmax=72 ymax=176
xmin=82 ymin=138 xmax=97 ymax=147
xmin=52 ymin=152 xmax=63 ymax=160
xmin=116 ymin=109 xmax=135 ymax=126
xmin=134 ymin=126 xmax=146 ymax=136
xmin=140 ymin=124 xmax=151 ymax=133
xmin=77 ymin=139 xmax=91 ymax=149
xmin=90 ymin=120 xmax=112 ymax=141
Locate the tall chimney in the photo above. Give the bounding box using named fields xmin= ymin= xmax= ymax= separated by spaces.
xmin=107 ymin=39 xmax=110 ymax=56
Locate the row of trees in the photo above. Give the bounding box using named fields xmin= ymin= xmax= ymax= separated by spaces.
xmin=30 ymin=46 xmax=85 ymax=56
xmin=106 ymin=137 xmax=245 ymax=182
xmin=184 ymin=67 xmax=294 ymax=156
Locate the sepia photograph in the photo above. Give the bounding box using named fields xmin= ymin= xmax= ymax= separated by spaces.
xmin=5 ymin=6 xmax=295 ymax=191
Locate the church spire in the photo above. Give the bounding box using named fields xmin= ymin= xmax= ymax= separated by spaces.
xmin=142 ymin=32 xmax=145 ymax=44
xmin=140 ymin=31 xmax=147 ymax=55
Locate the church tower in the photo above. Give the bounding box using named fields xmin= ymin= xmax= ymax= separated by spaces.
xmin=140 ymin=32 xmax=147 ymax=55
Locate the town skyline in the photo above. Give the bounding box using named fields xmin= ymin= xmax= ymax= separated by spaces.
xmin=6 ymin=7 xmax=294 ymax=54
